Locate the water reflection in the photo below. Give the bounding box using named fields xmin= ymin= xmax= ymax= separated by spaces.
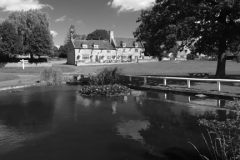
xmin=116 ymin=120 xmax=150 ymax=144
xmin=112 ymin=101 xmax=117 ymax=114
xmin=0 ymin=86 xmax=237 ymax=160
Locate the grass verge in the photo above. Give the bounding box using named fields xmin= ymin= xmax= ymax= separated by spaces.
xmin=0 ymin=66 xmax=75 ymax=74
xmin=0 ymin=73 xmax=19 ymax=82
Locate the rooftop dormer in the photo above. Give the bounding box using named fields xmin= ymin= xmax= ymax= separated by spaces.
xmin=121 ymin=41 xmax=126 ymax=47
xmin=82 ymin=44 xmax=88 ymax=48
xmin=93 ymin=44 xmax=99 ymax=49
xmin=134 ymin=41 xmax=138 ymax=48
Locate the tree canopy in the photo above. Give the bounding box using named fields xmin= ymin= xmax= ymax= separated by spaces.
xmin=0 ymin=21 xmax=22 ymax=57
xmin=87 ymin=29 xmax=109 ymax=41
xmin=134 ymin=0 xmax=240 ymax=78
xmin=0 ymin=9 xmax=53 ymax=59
xmin=28 ymin=24 xmax=53 ymax=57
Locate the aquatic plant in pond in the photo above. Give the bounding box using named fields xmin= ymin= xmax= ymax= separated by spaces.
xmin=191 ymin=98 xmax=240 ymax=160
xmin=79 ymin=84 xmax=130 ymax=97
xmin=78 ymin=67 xmax=129 ymax=97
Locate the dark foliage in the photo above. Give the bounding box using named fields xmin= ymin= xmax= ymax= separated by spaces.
xmin=134 ymin=0 xmax=240 ymax=78
xmin=79 ymin=84 xmax=130 ymax=97
xmin=87 ymin=29 xmax=110 ymax=41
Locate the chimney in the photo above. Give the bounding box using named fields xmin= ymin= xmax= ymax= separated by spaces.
xmin=70 ymin=28 xmax=74 ymax=42
xmin=109 ymin=31 xmax=114 ymax=44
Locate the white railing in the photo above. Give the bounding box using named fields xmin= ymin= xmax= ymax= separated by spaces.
xmin=126 ymin=75 xmax=240 ymax=91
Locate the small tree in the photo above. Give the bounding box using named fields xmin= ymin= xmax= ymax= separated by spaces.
xmin=58 ymin=45 xmax=68 ymax=58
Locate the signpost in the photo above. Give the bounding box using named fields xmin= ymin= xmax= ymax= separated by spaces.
xmin=20 ymin=59 xmax=28 ymax=69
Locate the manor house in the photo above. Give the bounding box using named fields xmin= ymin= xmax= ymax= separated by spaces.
xmin=67 ymin=31 xmax=144 ymax=66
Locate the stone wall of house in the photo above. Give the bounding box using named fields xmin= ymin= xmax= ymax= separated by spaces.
xmin=67 ymin=42 xmax=76 ymax=65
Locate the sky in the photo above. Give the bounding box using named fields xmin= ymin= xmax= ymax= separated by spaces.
xmin=0 ymin=0 xmax=155 ymax=47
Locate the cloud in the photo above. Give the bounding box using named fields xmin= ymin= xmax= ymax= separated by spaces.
xmin=77 ymin=20 xmax=83 ymax=25
xmin=107 ymin=0 xmax=155 ymax=13
xmin=0 ymin=0 xmax=53 ymax=12
xmin=55 ymin=15 xmax=66 ymax=22
xmin=50 ymin=30 xmax=57 ymax=37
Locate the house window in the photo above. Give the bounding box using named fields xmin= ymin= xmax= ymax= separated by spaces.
xmin=122 ymin=42 xmax=126 ymax=47
xmin=135 ymin=49 xmax=138 ymax=52
xmin=134 ymin=42 xmax=138 ymax=47
xmin=82 ymin=44 xmax=88 ymax=48
xmin=93 ymin=45 xmax=98 ymax=49
xmin=82 ymin=54 xmax=89 ymax=59
xmin=107 ymin=50 xmax=111 ymax=53
xmin=123 ymin=49 xmax=126 ymax=53
xmin=107 ymin=56 xmax=111 ymax=59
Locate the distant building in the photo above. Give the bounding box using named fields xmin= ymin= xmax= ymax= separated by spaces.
xmin=67 ymin=31 xmax=145 ymax=65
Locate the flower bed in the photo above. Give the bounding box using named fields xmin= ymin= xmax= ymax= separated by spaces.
xmin=79 ymin=84 xmax=131 ymax=97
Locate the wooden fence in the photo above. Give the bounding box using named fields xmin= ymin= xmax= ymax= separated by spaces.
xmin=125 ymin=75 xmax=240 ymax=92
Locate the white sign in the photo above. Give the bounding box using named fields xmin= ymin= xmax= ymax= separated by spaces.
xmin=20 ymin=59 xmax=28 ymax=69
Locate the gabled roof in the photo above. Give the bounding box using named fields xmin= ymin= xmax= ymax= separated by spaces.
xmin=73 ymin=40 xmax=115 ymax=50
xmin=114 ymin=37 xmax=144 ymax=48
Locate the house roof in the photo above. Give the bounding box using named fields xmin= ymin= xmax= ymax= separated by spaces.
xmin=114 ymin=37 xmax=144 ymax=48
xmin=73 ymin=40 xmax=115 ymax=50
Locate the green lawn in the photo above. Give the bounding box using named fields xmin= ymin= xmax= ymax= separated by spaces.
xmin=0 ymin=73 xmax=19 ymax=82
xmin=60 ymin=60 xmax=240 ymax=77
xmin=0 ymin=60 xmax=239 ymax=77
xmin=0 ymin=66 xmax=75 ymax=74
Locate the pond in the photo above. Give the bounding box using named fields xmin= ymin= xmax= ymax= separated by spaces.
xmin=0 ymin=85 xmax=236 ymax=160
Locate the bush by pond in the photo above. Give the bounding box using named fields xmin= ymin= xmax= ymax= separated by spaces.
xmin=40 ymin=67 xmax=63 ymax=85
xmin=79 ymin=84 xmax=130 ymax=97
xmin=88 ymin=67 xmax=124 ymax=85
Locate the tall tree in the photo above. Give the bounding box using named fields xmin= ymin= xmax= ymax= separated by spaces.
xmin=87 ymin=29 xmax=109 ymax=41
xmin=64 ymin=25 xmax=78 ymax=45
xmin=134 ymin=0 xmax=240 ymax=78
xmin=0 ymin=21 xmax=23 ymax=58
xmin=6 ymin=9 xmax=53 ymax=59
xmin=28 ymin=24 xmax=52 ymax=57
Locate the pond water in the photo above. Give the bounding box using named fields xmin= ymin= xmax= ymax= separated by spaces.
xmin=0 ymin=85 xmax=236 ymax=160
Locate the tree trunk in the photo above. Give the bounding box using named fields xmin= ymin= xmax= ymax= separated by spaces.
xmin=215 ymin=51 xmax=226 ymax=78
xmin=30 ymin=53 xmax=34 ymax=60
xmin=215 ymin=39 xmax=227 ymax=78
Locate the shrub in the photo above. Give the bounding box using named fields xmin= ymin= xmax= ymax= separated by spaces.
xmin=88 ymin=67 xmax=124 ymax=85
xmin=186 ymin=54 xmax=196 ymax=60
xmin=40 ymin=67 xmax=63 ymax=85
xmin=79 ymin=84 xmax=130 ymax=97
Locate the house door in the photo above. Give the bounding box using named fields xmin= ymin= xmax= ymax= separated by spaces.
xmin=96 ymin=55 xmax=98 ymax=62
xmin=129 ymin=56 xmax=132 ymax=62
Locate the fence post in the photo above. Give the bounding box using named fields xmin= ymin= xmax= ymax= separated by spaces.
xmin=187 ymin=80 xmax=191 ymax=88
xmin=217 ymin=81 xmax=221 ymax=91
xmin=129 ymin=76 xmax=132 ymax=82
xmin=144 ymin=77 xmax=147 ymax=85
xmin=164 ymin=78 xmax=167 ymax=85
